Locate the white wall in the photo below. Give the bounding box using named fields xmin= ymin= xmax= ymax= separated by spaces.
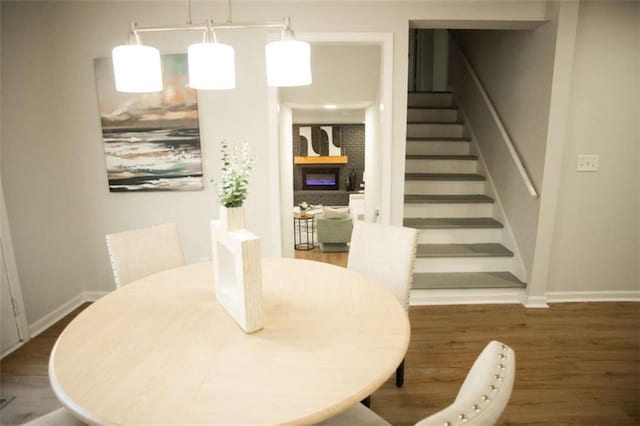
xmin=547 ymin=1 xmax=639 ymax=293
xmin=450 ymin=20 xmax=557 ymax=277
xmin=0 ymin=1 xmax=548 ymax=325
xmin=277 ymin=104 xmax=294 ymax=258
xmin=280 ymin=44 xmax=380 ymax=107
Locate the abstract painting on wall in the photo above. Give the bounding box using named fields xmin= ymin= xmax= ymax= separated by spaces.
xmin=94 ymin=54 xmax=203 ymax=192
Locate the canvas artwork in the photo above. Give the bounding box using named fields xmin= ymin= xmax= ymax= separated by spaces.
xmin=94 ymin=54 xmax=204 ymax=192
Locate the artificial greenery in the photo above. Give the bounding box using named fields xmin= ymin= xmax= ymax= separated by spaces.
xmin=216 ymin=141 xmax=254 ymax=208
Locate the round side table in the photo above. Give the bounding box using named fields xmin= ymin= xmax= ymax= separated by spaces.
xmin=293 ymin=213 xmax=315 ymax=250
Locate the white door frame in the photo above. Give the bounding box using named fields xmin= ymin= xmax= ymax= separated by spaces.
xmin=267 ymin=32 xmax=394 ymax=257
xmin=0 ymin=175 xmax=30 ymax=356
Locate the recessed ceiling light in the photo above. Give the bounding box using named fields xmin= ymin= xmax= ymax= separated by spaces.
xmin=323 ymin=104 xmax=337 ymax=110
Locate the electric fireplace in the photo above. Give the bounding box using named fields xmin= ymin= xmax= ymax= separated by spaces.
xmin=302 ymin=167 xmax=339 ymax=190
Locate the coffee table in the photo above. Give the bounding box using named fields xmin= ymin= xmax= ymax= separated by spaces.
xmin=49 ymin=258 xmax=410 ymax=425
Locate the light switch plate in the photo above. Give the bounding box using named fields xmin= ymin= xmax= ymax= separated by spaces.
xmin=577 ymin=154 xmax=599 ymax=172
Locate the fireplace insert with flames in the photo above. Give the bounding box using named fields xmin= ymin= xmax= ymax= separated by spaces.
xmin=302 ymin=167 xmax=339 ymax=190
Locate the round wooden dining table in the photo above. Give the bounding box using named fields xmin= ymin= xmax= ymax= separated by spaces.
xmin=49 ymin=257 xmax=410 ymax=425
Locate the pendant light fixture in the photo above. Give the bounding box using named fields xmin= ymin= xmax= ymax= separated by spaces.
xmin=112 ymin=24 xmax=163 ymax=93
xmin=265 ymin=18 xmax=312 ymax=87
xmin=111 ymin=0 xmax=311 ymax=93
xmin=188 ymin=21 xmax=236 ymax=90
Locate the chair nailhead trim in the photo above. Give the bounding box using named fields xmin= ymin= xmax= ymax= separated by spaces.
xmin=443 ymin=344 xmax=511 ymax=426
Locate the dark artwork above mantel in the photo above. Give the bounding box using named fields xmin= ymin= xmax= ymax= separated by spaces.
xmin=293 ymin=123 xmax=365 ymax=206
xmin=294 ymin=124 xmax=345 ymax=158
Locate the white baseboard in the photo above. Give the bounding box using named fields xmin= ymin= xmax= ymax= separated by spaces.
xmin=83 ymin=291 xmax=109 ymax=302
xmin=1 ymin=341 xmax=24 ymax=359
xmin=410 ymin=289 xmax=640 ymax=307
xmin=546 ymin=291 xmax=640 ymax=303
xmin=28 ymin=291 xmax=109 ymax=338
xmin=521 ymin=295 xmax=549 ymax=308
xmin=410 ymin=288 xmax=524 ymax=306
xmin=24 ymin=289 xmax=638 ymax=341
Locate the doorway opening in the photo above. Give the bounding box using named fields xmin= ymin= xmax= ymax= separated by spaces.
xmin=269 ymin=33 xmax=393 ymax=258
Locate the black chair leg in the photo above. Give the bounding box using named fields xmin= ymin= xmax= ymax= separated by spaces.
xmin=361 ymin=396 xmax=371 ymax=407
xmin=396 ymin=359 xmax=405 ymax=387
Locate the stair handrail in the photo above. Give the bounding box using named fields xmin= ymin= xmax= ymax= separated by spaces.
xmin=453 ymin=41 xmax=539 ymax=199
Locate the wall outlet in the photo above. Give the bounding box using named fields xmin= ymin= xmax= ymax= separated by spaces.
xmin=577 ymin=154 xmax=599 ymax=172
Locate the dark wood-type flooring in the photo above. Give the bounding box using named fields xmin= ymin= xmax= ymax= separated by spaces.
xmin=0 ymin=248 xmax=638 ymax=425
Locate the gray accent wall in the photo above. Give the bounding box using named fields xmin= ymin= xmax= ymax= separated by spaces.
xmin=293 ymin=124 xmax=364 ymax=207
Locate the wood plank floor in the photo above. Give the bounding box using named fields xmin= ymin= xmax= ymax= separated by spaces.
xmin=0 ymin=249 xmax=638 ymax=425
xmin=0 ymin=304 xmax=90 ymax=425
xmin=293 ymin=246 xmax=348 ymax=268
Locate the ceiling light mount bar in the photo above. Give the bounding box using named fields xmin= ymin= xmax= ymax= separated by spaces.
xmin=130 ymin=19 xmax=288 ymax=36
xmin=112 ymin=0 xmax=311 ymax=93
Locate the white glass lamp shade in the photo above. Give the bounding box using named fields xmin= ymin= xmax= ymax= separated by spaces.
xmin=188 ymin=42 xmax=236 ymax=90
xmin=265 ymin=39 xmax=312 ymax=87
xmin=112 ymin=44 xmax=163 ymax=93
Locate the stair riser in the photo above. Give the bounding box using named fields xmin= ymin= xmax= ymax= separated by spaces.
xmin=405 ymin=159 xmax=477 ymax=173
xmin=416 ymin=228 xmax=502 ymax=244
xmin=414 ymin=257 xmax=514 ymax=273
xmin=404 ymin=203 xmax=493 ymax=218
xmin=404 ymin=180 xmax=485 ymax=195
xmin=407 ymin=109 xmax=459 ymax=122
xmin=407 ymin=123 xmax=465 ymax=138
xmin=412 ymin=272 xmax=524 ymax=290
xmin=406 ymin=142 xmax=470 ymax=156
xmin=408 ymin=93 xmax=453 ymax=107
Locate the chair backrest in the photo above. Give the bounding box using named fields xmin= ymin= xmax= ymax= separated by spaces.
xmin=105 ymin=223 xmax=185 ymax=288
xmin=347 ymin=221 xmax=417 ymax=310
xmin=415 ymin=341 xmax=516 ymax=426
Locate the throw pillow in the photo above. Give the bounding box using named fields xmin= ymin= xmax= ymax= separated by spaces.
xmin=323 ymin=206 xmax=349 ymax=219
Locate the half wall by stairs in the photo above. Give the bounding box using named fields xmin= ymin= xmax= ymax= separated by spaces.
xmin=403 ymin=91 xmax=526 ymax=291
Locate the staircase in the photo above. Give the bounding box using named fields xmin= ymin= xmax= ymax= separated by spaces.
xmin=404 ymin=91 xmax=526 ymax=291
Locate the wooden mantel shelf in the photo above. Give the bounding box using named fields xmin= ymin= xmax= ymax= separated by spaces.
xmin=294 ymin=156 xmax=348 ymax=165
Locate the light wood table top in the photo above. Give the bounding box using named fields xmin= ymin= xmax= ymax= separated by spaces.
xmin=50 ymin=258 xmax=410 ymax=425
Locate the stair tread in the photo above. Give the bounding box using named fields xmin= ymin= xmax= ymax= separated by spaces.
xmin=413 ymin=272 xmax=525 ymax=289
xmin=406 ymin=137 xmax=471 ymax=142
xmin=404 ymin=194 xmax=494 ymax=204
xmin=407 ymin=121 xmax=464 ymax=125
xmin=407 ymin=106 xmax=459 ymax=110
xmin=406 ymin=155 xmax=478 ymax=160
xmin=405 ymin=173 xmax=486 ymax=181
xmin=404 ymin=217 xmax=504 ymax=229
xmin=416 ymin=243 xmax=514 ymax=258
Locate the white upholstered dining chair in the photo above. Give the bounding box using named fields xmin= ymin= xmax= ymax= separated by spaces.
xmin=317 ymin=340 xmax=516 ymax=426
xmin=347 ymin=220 xmax=418 ymax=387
xmin=21 ymin=407 xmax=85 ymax=425
xmin=105 ymin=222 xmax=185 ymax=288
